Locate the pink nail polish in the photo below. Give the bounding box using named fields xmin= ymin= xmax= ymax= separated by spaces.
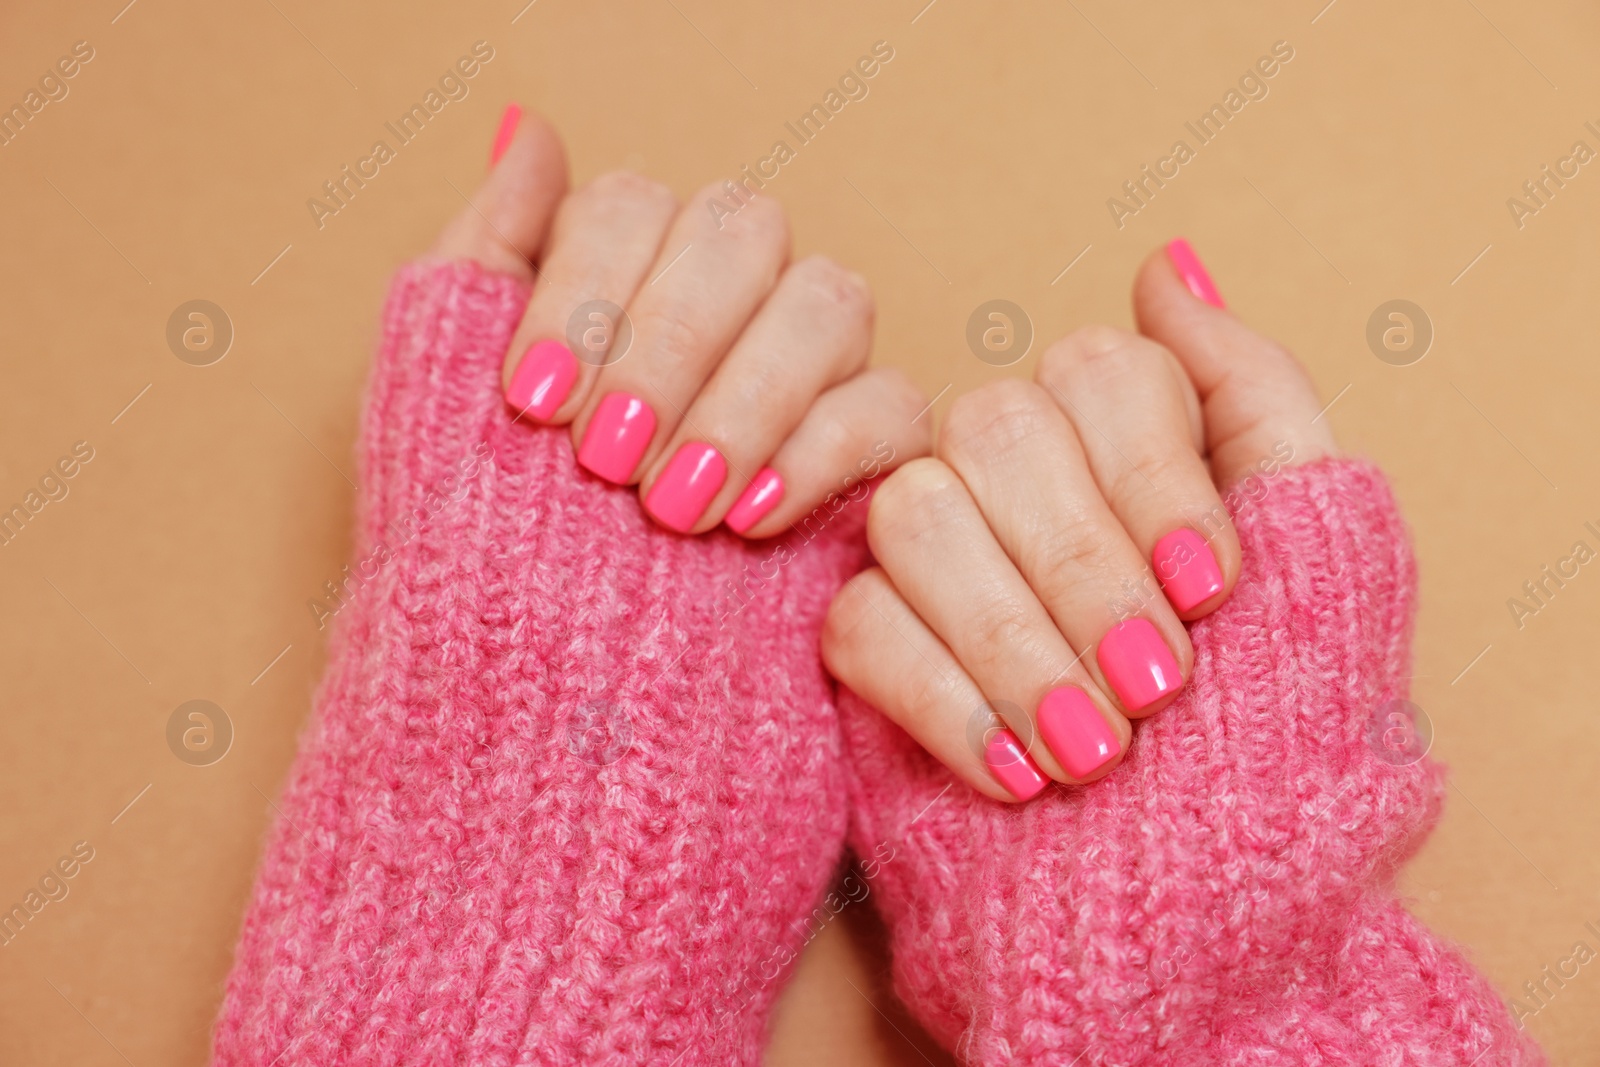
xmin=984 ymin=728 xmax=1048 ymax=801
xmin=577 ymin=392 xmax=656 ymax=483
xmin=490 ymin=103 xmax=522 ymax=167
xmin=1096 ymin=618 xmax=1183 ymax=712
xmin=1152 ymin=528 xmax=1225 ymax=613
xmin=724 ymin=468 xmax=784 ymax=534
xmin=644 ymin=443 xmax=728 ymax=533
xmin=506 ymin=340 xmax=578 ymax=421
xmin=1166 ymin=237 xmax=1226 ymax=309
xmin=1037 ymin=687 xmax=1121 ymax=779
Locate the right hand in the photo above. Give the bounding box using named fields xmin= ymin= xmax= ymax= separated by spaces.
xmin=822 ymin=239 xmax=1339 ymax=801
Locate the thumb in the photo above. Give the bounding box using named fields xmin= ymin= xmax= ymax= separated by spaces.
xmin=1133 ymin=238 xmax=1337 ymax=488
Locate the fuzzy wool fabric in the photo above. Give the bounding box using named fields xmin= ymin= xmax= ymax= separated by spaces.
xmin=840 ymin=460 xmax=1545 ymax=1065
xmin=210 ymin=260 xmax=872 ymax=1066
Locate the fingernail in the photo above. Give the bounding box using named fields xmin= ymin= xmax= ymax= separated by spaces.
xmin=505 ymin=340 xmax=578 ymax=421
xmin=577 ymin=392 xmax=656 ymax=483
xmin=1096 ymin=618 xmax=1184 ymax=712
xmin=1037 ymin=687 xmax=1121 ymax=779
xmin=1152 ymin=528 xmax=1225 ymax=613
xmin=644 ymin=442 xmax=728 ymax=533
xmin=1166 ymin=238 xmax=1225 ymax=309
xmin=984 ymin=728 xmax=1048 ymax=801
xmin=490 ymin=103 xmax=522 ymax=167
xmin=724 ymin=468 xmax=784 ymax=534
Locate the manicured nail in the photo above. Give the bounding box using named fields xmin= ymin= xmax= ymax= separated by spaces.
xmin=1151 ymin=528 xmax=1225 ymax=613
xmin=1166 ymin=237 xmax=1225 ymax=309
xmin=490 ymin=103 xmax=522 ymax=167
xmin=1096 ymin=618 xmax=1183 ymax=712
xmin=984 ymin=728 xmax=1048 ymax=801
xmin=505 ymin=340 xmax=578 ymax=421
xmin=644 ymin=443 xmax=728 ymax=533
xmin=577 ymin=392 xmax=656 ymax=483
xmin=724 ymin=468 xmax=784 ymax=534
xmin=1037 ymin=686 xmax=1121 ymax=779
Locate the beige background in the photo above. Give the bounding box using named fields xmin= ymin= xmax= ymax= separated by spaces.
xmin=2 ymin=0 xmax=1597 ymax=1063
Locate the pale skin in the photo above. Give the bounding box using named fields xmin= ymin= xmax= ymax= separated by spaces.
xmin=432 ymin=105 xmax=1339 ymax=804
xmin=822 ymin=266 xmax=1339 ymax=799
xmin=432 ymin=109 xmax=931 ymax=537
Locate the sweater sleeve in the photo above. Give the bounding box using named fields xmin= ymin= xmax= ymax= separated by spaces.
xmin=211 ymin=260 xmax=872 ymax=1067
xmin=840 ymin=459 xmax=1544 ymax=1066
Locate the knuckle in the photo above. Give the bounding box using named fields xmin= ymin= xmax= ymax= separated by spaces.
xmin=789 ymin=255 xmax=874 ymax=326
xmin=705 ymin=187 xmax=791 ymax=249
xmin=1038 ymin=325 xmax=1157 ymax=391
xmin=867 ymin=367 xmax=934 ymax=452
xmin=938 ymin=379 xmax=1055 ymax=464
xmin=865 ymin=366 xmax=928 ymax=417
xmin=868 ymin=458 xmax=964 ymax=547
xmin=1029 ymin=510 xmax=1121 ymax=595
xmin=822 ymin=576 xmax=878 ymax=669
xmin=583 ymin=169 xmax=676 ymax=212
xmin=1115 ymin=449 xmax=1188 ymax=501
xmin=879 ymin=365 xmax=927 ymax=406
xmin=806 ymin=404 xmax=860 ymax=461
xmin=896 ymin=660 xmax=958 ymax=727
xmin=967 ymin=596 xmax=1036 ymax=656
xmin=641 ymin=297 xmax=714 ymax=361
xmin=1263 ymin=339 xmax=1316 ymax=389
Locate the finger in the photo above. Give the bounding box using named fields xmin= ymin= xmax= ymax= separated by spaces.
xmin=571 ymin=187 xmax=790 ymax=485
xmin=1036 ymin=326 xmax=1239 ymax=620
xmin=822 ymin=567 xmax=1048 ymax=803
xmin=729 ymin=367 xmax=932 ymax=539
xmin=936 ymin=381 xmax=1190 ymax=720
xmin=500 ymin=172 xmax=678 ymax=423
xmin=1133 ymin=239 xmax=1338 ymax=487
xmin=867 ymin=458 xmax=1132 ymax=785
xmin=636 ymin=255 xmax=872 ymax=532
xmin=430 ymin=104 xmax=569 ymax=280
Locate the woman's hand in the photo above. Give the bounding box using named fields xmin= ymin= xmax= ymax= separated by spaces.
xmin=430 ymin=105 xmax=929 ymax=536
xmin=822 ymin=239 xmax=1339 ymax=800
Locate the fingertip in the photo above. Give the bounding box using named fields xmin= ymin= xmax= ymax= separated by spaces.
xmin=489 ymin=102 xmax=523 ymax=168
xmin=984 ymin=728 xmax=1050 ymax=801
xmin=1036 ymin=685 xmax=1128 ymax=784
xmin=1152 ymin=526 xmax=1229 ymax=620
xmin=504 ymin=339 xmax=580 ymax=423
xmin=724 ymin=467 xmax=785 ymax=536
xmin=1165 ymin=237 xmax=1226 ymax=308
xmin=1132 ymin=241 xmax=1233 ymax=393
xmin=1133 ymin=239 xmax=1339 ymax=484
xmin=485 ymin=106 xmax=570 ymax=220
xmin=432 ymin=105 xmax=569 ymax=274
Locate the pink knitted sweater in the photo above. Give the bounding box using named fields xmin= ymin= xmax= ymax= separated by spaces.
xmin=212 ymin=262 xmax=870 ymax=1065
xmin=212 ymin=261 xmax=1540 ymax=1066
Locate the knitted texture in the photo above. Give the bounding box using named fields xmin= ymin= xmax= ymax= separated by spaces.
xmin=211 ymin=260 xmax=872 ymax=1066
xmin=840 ymin=460 xmax=1545 ymax=1066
